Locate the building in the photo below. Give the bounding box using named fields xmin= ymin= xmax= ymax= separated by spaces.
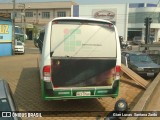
xmin=72 ymin=3 xmax=160 ymax=42
xmin=0 ymin=1 xmax=77 ymax=40
xmin=72 ymin=4 xmax=129 ymax=40
xmin=0 ymin=14 xmax=13 ymax=56
xmin=128 ymin=3 xmax=160 ymax=42
xmin=0 ymin=2 xmax=160 ymax=42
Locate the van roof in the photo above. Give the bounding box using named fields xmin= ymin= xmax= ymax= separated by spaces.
xmin=51 ymin=17 xmax=113 ymax=24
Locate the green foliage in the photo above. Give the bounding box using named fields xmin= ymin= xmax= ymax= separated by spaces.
xmin=32 ymin=25 xmax=39 ymax=38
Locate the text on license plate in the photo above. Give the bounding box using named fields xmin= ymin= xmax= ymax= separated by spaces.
xmin=76 ymin=91 xmax=91 ymax=96
xmin=147 ymin=73 xmax=154 ymax=76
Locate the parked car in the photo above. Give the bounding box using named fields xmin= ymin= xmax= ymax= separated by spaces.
xmin=121 ymin=51 xmax=160 ymax=77
xmin=14 ymin=41 xmax=25 ymax=54
xmin=132 ymin=36 xmax=144 ymax=45
xmin=0 ymin=79 xmax=20 ymax=120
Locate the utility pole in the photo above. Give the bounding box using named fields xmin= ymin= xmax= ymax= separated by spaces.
xmin=19 ymin=3 xmax=26 ymax=42
xmin=12 ymin=0 xmax=16 ymax=51
xmin=23 ymin=4 xmax=26 ymax=37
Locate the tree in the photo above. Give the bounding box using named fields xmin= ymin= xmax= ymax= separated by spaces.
xmin=32 ymin=25 xmax=39 ymax=39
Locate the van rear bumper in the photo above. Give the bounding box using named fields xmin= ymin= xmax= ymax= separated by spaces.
xmin=41 ymin=80 xmax=120 ymax=100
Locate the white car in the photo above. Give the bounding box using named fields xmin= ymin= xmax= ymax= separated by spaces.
xmin=14 ymin=41 xmax=25 ymax=54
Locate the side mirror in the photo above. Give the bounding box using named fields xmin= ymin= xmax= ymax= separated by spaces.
xmin=37 ymin=39 xmax=43 ymax=54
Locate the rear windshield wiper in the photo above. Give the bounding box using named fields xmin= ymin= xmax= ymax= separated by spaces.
xmin=50 ymin=51 xmax=71 ymax=58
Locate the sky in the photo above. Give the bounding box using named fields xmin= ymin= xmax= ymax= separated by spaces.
xmin=0 ymin=0 xmax=159 ymax=4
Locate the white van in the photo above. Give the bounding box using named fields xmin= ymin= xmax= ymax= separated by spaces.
xmin=38 ymin=17 xmax=121 ymax=100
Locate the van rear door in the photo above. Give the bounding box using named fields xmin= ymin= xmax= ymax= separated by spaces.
xmin=50 ymin=19 xmax=117 ymax=88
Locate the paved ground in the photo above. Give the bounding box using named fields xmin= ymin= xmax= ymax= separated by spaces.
xmin=0 ymin=40 xmax=146 ymax=120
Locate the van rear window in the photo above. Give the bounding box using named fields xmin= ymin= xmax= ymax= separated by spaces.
xmin=51 ymin=19 xmax=117 ymax=58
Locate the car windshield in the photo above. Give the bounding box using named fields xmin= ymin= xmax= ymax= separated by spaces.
xmin=130 ymin=54 xmax=152 ymax=62
xmin=17 ymin=42 xmax=22 ymax=46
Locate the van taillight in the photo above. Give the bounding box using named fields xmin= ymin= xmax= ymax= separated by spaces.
xmin=43 ymin=65 xmax=51 ymax=82
xmin=116 ymin=65 xmax=121 ymax=73
xmin=115 ymin=65 xmax=121 ymax=79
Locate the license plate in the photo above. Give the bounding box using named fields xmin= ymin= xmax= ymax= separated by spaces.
xmin=76 ymin=91 xmax=91 ymax=96
xmin=147 ymin=73 xmax=154 ymax=76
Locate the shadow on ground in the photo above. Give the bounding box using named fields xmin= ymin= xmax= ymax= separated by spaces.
xmin=14 ymin=67 xmax=106 ymax=117
xmin=120 ymin=78 xmax=145 ymax=110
